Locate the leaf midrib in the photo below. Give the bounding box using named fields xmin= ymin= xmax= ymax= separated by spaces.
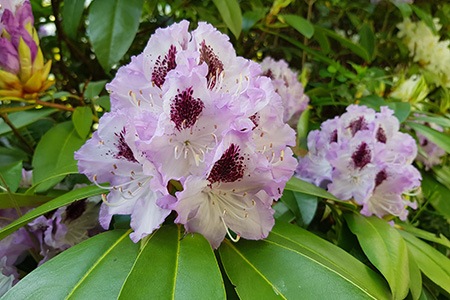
xmin=65 ymin=229 xmax=132 ymax=299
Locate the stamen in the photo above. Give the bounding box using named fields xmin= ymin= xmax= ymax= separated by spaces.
xmin=220 ymin=214 xmax=241 ymax=242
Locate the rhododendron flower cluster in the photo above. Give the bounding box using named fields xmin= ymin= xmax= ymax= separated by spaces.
xmin=259 ymin=57 xmax=309 ymax=124
xmin=75 ymin=21 xmax=297 ymax=249
xmin=296 ymin=105 xmax=421 ymax=220
xmin=414 ymin=121 xmax=446 ymax=170
xmin=397 ymin=18 xmax=450 ymax=88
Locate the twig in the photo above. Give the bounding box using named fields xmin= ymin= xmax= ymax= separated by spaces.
xmin=0 ymin=113 xmax=35 ymax=153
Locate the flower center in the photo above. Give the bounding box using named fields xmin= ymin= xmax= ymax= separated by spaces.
xmin=152 ymin=45 xmax=177 ymax=88
xmin=375 ymin=169 xmax=388 ymax=187
xmin=330 ymin=129 xmax=338 ymax=143
xmin=208 ymin=144 xmax=245 ymax=184
xmin=351 ymin=142 xmax=371 ymax=169
xmin=170 ymin=87 xmax=205 ymax=131
xmin=114 ymin=128 xmax=138 ymax=163
xmin=199 ymin=40 xmax=224 ymax=89
xmin=348 ymin=116 xmax=368 ymax=136
xmin=376 ymin=127 xmax=387 ymax=143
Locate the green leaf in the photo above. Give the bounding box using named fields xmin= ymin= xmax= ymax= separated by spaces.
xmin=318 ymin=27 xmax=371 ymax=62
xmin=358 ymin=23 xmax=375 ymax=59
xmin=0 ymin=109 xmax=56 ymax=136
xmin=212 ymin=0 xmax=242 ymax=39
xmin=0 ymin=147 xmax=27 ymax=164
xmin=411 ymin=6 xmax=437 ymax=33
xmin=386 ymin=102 xmax=411 ymax=123
xmin=72 ymin=106 xmax=93 ymax=139
xmin=394 ymin=3 xmax=412 ymax=18
xmin=400 ymin=231 xmax=450 ymax=295
xmin=242 ymin=8 xmax=267 ymax=32
xmin=281 ymin=14 xmax=314 ymax=39
xmin=220 ymin=221 xmax=391 ymax=299
xmin=81 ymin=80 xmax=108 ymax=100
xmin=0 ymin=161 xmax=22 ymax=193
xmin=420 ymin=173 xmax=450 ymax=219
xmin=32 ymin=121 xmax=85 ymax=191
xmin=345 ymin=214 xmax=410 ymax=300
xmin=0 ymin=193 xmax=51 ymax=208
xmin=118 ymin=225 xmax=225 ymax=299
xmin=87 ymin=0 xmax=144 ymax=72
xmin=3 ymin=230 xmax=139 ymax=300
xmin=285 ymin=177 xmax=340 ymax=201
xmin=0 ymin=185 xmax=104 ymax=240
xmin=293 ymin=192 xmax=318 ymax=226
xmin=296 ymin=108 xmax=310 ymax=149
xmin=273 ymin=201 xmax=295 ymax=223
xmin=407 ymin=247 xmax=423 ymax=300
xmin=407 ymin=122 xmax=450 ymax=154
xmin=62 ymin=0 xmax=85 ymax=39
xmin=312 ymin=26 xmax=331 ymax=54
xmin=411 ymin=115 xmax=450 ymax=128
xmin=399 ymin=223 xmax=450 ymax=249
xmin=94 ymin=95 xmax=111 ymax=111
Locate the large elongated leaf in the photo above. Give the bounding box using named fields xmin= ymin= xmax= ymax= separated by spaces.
xmin=0 ymin=108 xmax=56 ymax=136
xmin=0 ymin=185 xmax=104 ymax=240
xmin=118 ymin=225 xmax=225 ymax=299
xmin=62 ymin=0 xmax=85 ymax=39
xmin=400 ymin=231 xmax=450 ymax=295
xmin=345 ymin=214 xmax=410 ymax=300
xmin=212 ymin=0 xmax=242 ymax=39
xmin=407 ymin=121 xmax=450 ymax=153
xmin=3 ymin=230 xmax=139 ymax=299
xmin=32 ymin=121 xmax=85 ymax=191
xmin=72 ymin=106 xmax=93 ymax=139
xmin=87 ymin=0 xmax=144 ymax=72
xmin=281 ymin=14 xmax=314 ymax=38
xmin=220 ymin=221 xmax=391 ymax=299
xmin=285 ymin=177 xmax=340 ymax=201
xmin=421 ymin=172 xmax=450 ymax=219
xmin=0 ymin=193 xmax=51 ymax=209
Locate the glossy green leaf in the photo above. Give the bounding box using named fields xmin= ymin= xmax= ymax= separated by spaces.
xmin=318 ymin=27 xmax=371 ymax=62
xmin=220 ymin=221 xmax=391 ymax=299
xmin=87 ymin=0 xmax=144 ymax=72
xmin=0 ymin=161 xmax=22 ymax=193
xmin=296 ymin=108 xmax=310 ymax=149
xmin=400 ymin=231 xmax=450 ymax=295
xmin=0 ymin=193 xmax=51 ymax=208
xmin=62 ymin=0 xmax=85 ymax=39
xmin=393 ymin=3 xmax=412 ymax=18
xmin=281 ymin=14 xmax=314 ymax=38
xmin=313 ymin=26 xmax=331 ymax=54
xmin=293 ymin=192 xmax=318 ymax=226
xmin=407 ymin=122 xmax=450 ymax=153
xmin=421 ymin=173 xmax=450 ymax=219
xmin=82 ymin=80 xmax=108 ymax=100
xmin=72 ymin=106 xmax=93 ymax=139
xmin=32 ymin=121 xmax=85 ymax=191
xmin=285 ymin=177 xmax=340 ymax=201
xmin=399 ymin=223 xmax=450 ymax=249
xmin=386 ymin=102 xmax=411 ymax=123
xmin=0 ymin=147 xmax=27 ymax=164
xmin=359 ymin=23 xmax=375 ymax=59
xmin=242 ymin=8 xmax=266 ymax=32
xmin=94 ymin=95 xmax=111 ymax=111
xmin=273 ymin=201 xmax=295 ymax=223
xmin=212 ymin=0 xmax=242 ymax=38
xmin=0 ymin=185 xmax=104 ymax=240
xmin=3 ymin=230 xmax=139 ymax=300
xmin=408 ymin=247 xmax=423 ymax=300
xmin=118 ymin=225 xmax=225 ymax=299
xmin=345 ymin=214 xmax=410 ymax=300
xmin=411 ymin=115 xmax=450 ymax=128
xmin=0 ymin=109 xmax=56 ymax=136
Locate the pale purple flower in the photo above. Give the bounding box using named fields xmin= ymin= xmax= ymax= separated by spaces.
xmin=296 ymin=105 xmax=421 ymax=219
xmin=78 ymin=20 xmax=297 ymax=248
xmin=75 ymin=112 xmax=172 ymax=242
xmin=28 ymin=198 xmax=101 ymax=263
xmin=260 ymin=57 xmax=309 ymax=124
xmin=414 ymin=121 xmax=446 ymax=170
xmin=0 ymin=258 xmax=14 ymax=297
